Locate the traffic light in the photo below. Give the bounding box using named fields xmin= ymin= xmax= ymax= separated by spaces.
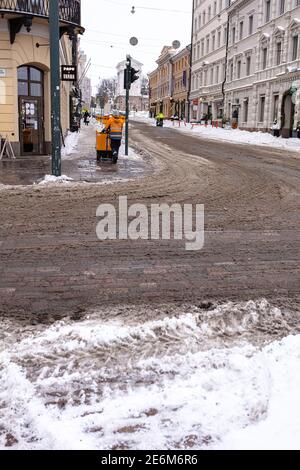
xmin=124 ymin=66 xmax=140 ymax=90
xmin=130 ymin=67 xmax=139 ymax=85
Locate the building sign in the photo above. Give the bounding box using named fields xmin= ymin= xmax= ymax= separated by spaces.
xmin=61 ymin=65 xmax=77 ymax=82
xmin=0 ymin=69 xmax=6 ymax=78
xmin=192 ymin=99 xmax=199 ymax=106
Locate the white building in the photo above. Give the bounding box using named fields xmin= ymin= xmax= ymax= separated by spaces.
xmin=78 ymin=49 xmax=92 ymax=110
xmin=226 ymin=0 xmax=300 ymax=136
xmin=191 ymin=0 xmax=300 ymax=136
xmin=81 ymin=76 xmax=92 ymax=110
xmin=190 ymin=0 xmax=229 ymax=122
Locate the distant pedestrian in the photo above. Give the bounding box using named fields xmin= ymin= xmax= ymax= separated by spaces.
xmin=272 ymin=119 xmax=280 ymax=137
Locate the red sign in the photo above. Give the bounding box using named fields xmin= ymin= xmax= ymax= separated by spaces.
xmin=192 ymin=99 xmax=199 ymax=105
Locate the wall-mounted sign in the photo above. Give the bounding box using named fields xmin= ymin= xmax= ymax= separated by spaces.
xmin=0 ymin=69 xmax=7 ymax=78
xmin=61 ymin=65 xmax=77 ymax=82
xmin=192 ymin=99 xmax=199 ymax=106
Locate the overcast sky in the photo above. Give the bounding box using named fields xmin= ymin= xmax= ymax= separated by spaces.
xmin=81 ymin=0 xmax=193 ymax=92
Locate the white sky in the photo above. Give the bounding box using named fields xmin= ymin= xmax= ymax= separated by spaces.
xmin=80 ymin=0 xmax=193 ymax=93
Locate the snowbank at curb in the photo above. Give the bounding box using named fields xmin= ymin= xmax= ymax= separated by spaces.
xmin=38 ymin=175 xmax=74 ymax=186
xmin=132 ymin=113 xmax=300 ymax=153
xmin=1 ymin=299 xmax=300 ymax=450
xmin=61 ymin=131 xmax=79 ymax=158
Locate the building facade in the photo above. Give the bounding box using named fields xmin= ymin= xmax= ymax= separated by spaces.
xmin=190 ymin=0 xmax=229 ymax=122
xmin=171 ymin=45 xmax=191 ymax=119
xmin=148 ymin=45 xmax=191 ymax=120
xmin=226 ymin=0 xmax=300 ymax=136
xmin=115 ymin=58 xmax=148 ymax=112
xmin=78 ymin=49 xmax=92 ymax=110
xmin=191 ymin=0 xmax=300 ymax=135
xmin=0 ymin=0 xmax=83 ymax=156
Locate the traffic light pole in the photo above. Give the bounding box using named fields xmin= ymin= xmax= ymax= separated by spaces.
xmin=49 ymin=0 xmax=61 ymax=177
xmin=125 ymin=55 xmax=131 ymax=156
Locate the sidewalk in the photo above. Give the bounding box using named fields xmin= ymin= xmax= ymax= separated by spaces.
xmin=0 ymin=122 xmax=149 ymax=186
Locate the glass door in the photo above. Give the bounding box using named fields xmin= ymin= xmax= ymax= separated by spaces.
xmin=19 ymin=97 xmax=43 ymax=155
xmin=18 ymin=65 xmax=44 ymax=155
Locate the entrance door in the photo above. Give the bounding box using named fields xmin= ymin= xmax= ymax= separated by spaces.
xmin=281 ymin=91 xmax=295 ymax=138
xmin=19 ymin=97 xmax=43 ymax=155
xmin=18 ymin=65 xmax=44 ymax=155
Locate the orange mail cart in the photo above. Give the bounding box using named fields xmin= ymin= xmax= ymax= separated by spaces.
xmin=96 ymin=130 xmax=113 ymax=162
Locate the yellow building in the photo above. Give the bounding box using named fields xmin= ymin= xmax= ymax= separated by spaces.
xmin=148 ymin=45 xmax=191 ymax=120
xmin=149 ymin=46 xmax=175 ymax=118
xmin=171 ymin=46 xmax=191 ymax=120
xmin=0 ymin=1 xmax=84 ymax=156
xmin=148 ymin=69 xmax=158 ymax=117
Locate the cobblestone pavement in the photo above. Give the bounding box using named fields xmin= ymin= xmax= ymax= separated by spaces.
xmin=0 ymin=121 xmax=299 ymax=322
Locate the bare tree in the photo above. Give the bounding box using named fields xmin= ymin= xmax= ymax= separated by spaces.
xmin=96 ymin=78 xmax=117 ymax=109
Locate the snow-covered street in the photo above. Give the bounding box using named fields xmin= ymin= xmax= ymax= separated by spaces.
xmin=132 ymin=112 xmax=300 ymax=154
xmin=1 ymin=300 xmax=300 ymax=450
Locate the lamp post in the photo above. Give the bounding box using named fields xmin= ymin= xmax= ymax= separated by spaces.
xmin=125 ymin=55 xmax=131 ymax=156
xmin=187 ymin=0 xmax=195 ymax=123
xmin=49 ymin=0 xmax=61 ymax=177
xmin=221 ymin=1 xmax=231 ymax=120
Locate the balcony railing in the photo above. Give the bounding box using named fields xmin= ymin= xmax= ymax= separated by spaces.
xmin=0 ymin=0 xmax=81 ymax=26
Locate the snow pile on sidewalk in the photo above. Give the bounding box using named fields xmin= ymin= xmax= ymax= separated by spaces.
xmin=38 ymin=175 xmax=73 ymax=185
xmin=61 ymin=131 xmax=79 ymax=158
xmin=1 ymin=300 xmax=300 ymax=450
xmin=132 ymin=114 xmax=300 ymax=152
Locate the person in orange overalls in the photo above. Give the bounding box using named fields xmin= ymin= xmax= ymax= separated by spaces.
xmin=105 ymin=110 xmax=124 ymax=162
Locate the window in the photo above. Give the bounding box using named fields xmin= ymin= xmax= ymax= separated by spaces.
xmin=212 ymin=35 xmax=216 ymax=51
xmin=262 ymin=47 xmax=268 ymax=69
xmin=240 ymin=21 xmax=244 ymax=40
xmin=218 ymin=30 xmax=221 ymax=47
xmin=243 ymin=99 xmax=249 ymax=122
xmin=201 ymin=40 xmax=205 ymax=57
xmin=273 ymin=95 xmax=279 ymax=121
xmin=276 ymin=42 xmax=282 ymax=65
xmin=214 ymin=2 xmax=217 ymax=15
xmin=292 ymin=35 xmax=298 ymax=61
xmin=265 ymin=0 xmax=271 ymax=23
xmin=216 ymin=65 xmax=219 ymax=83
xmin=230 ymin=62 xmax=234 ymax=81
xmin=259 ymin=96 xmax=266 ymax=122
xmin=210 ymin=67 xmax=214 ymax=83
xmin=206 ymin=38 xmax=210 ymax=53
xmin=249 ymin=15 xmax=253 ymax=35
xmin=279 ymin=0 xmax=285 ymax=15
xmin=208 ymin=6 xmax=211 ymax=20
xmin=18 ymin=81 xmax=28 ymax=95
xmin=17 ymin=66 xmax=43 ymax=98
xmin=232 ymin=27 xmax=236 ymax=44
xmin=246 ymin=56 xmax=251 ymax=75
xmin=237 ymin=60 xmax=241 ymax=78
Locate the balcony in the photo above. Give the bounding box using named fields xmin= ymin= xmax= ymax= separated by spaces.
xmin=0 ymin=0 xmax=83 ymax=43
